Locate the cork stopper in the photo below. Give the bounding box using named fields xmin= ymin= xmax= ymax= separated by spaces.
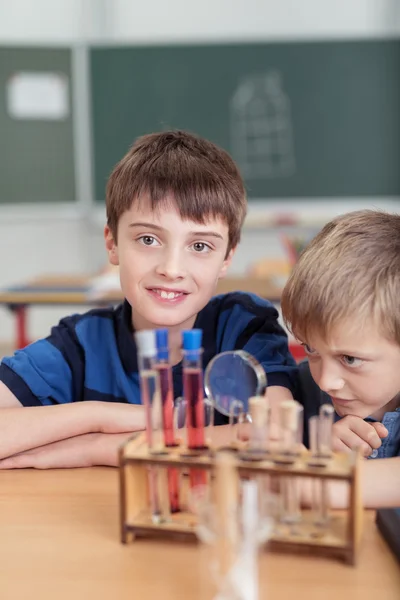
xmin=279 ymin=399 xmax=300 ymax=432
xmin=249 ymin=396 xmax=268 ymax=428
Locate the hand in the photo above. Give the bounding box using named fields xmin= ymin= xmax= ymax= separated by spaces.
xmin=332 ymin=415 xmax=388 ymax=457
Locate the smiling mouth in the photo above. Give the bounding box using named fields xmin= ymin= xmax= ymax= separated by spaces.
xmin=148 ymin=288 xmax=188 ymax=300
xmin=331 ymin=397 xmax=355 ymax=404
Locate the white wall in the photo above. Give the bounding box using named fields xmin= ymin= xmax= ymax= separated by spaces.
xmin=0 ymin=0 xmax=399 ymax=344
xmin=105 ymin=0 xmax=400 ymax=43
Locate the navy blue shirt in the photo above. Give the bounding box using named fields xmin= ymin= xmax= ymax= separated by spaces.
xmin=0 ymin=293 xmax=297 ymax=422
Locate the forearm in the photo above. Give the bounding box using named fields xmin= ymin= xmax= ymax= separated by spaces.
xmin=0 ymin=431 xmax=145 ymax=469
xmin=332 ymin=456 xmax=400 ymax=509
xmin=0 ymin=401 xmax=146 ymax=459
xmin=0 ymin=402 xmax=104 ymax=459
xmin=301 ymin=457 xmax=400 ymax=510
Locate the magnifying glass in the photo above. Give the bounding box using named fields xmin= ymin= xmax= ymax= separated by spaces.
xmin=204 ymin=350 xmax=267 ymax=418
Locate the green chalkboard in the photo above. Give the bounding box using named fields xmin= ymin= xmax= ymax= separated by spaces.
xmin=0 ymin=47 xmax=75 ymax=203
xmin=91 ymin=40 xmax=400 ymax=202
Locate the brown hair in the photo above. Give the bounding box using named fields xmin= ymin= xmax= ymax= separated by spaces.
xmin=106 ymin=130 xmax=247 ymax=252
xmin=281 ymin=210 xmax=400 ymax=344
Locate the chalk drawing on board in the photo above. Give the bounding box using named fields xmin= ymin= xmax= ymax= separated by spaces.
xmin=230 ymin=71 xmax=296 ymax=179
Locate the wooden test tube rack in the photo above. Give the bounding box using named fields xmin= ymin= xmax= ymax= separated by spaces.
xmin=119 ymin=436 xmax=363 ymax=565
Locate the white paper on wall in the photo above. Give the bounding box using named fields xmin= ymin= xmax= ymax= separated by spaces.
xmin=6 ymin=71 xmax=69 ymax=120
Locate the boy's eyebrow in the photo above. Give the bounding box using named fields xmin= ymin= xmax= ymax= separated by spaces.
xmin=332 ymin=348 xmax=376 ymax=359
xmin=129 ymin=221 xmax=163 ymax=230
xmin=188 ymin=230 xmax=224 ymax=240
xmin=128 ymin=222 xmax=224 ymax=240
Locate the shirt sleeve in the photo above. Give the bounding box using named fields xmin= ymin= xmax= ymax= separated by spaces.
xmin=218 ymin=292 xmax=299 ymax=396
xmin=0 ymin=315 xmax=84 ymax=407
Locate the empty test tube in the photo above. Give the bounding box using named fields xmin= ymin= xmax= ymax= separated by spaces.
xmin=135 ymin=330 xmax=169 ymax=524
xmin=319 ymin=403 xmax=335 ymax=457
xmin=308 ymin=404 xmax=335 ymax=530
xmin=278 ymin=400 xmax=303 ymax=530
xmin=215 ymin=451 xmax=240 ymax=579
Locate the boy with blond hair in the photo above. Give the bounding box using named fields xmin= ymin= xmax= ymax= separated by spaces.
xmin=0 ymin=130 xmax=297 ymax=468
xmin=281 ymin=209 xmax=400 ymax=507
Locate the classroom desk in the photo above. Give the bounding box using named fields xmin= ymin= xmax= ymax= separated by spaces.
xmin=0 ymin=468 xmax=398 ymax=600
xmin=0 ymin=274 xmax=283 ymax=350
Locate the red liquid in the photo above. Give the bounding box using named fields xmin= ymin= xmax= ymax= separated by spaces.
xmin=157 ymin=364 xmax=175 ymax=446
xmin=183 ymin=367 xmax=206 ymax=488
xmin=156 ymin=363 xmax=180 ymax=513
xmin=183 ymin=368 xmax=206 ymax=449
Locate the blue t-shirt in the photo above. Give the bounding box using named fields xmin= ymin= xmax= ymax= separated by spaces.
xmin=365 ymin=410 xmax=400 ymax=459
xmin=0 ymin=292 xmax=297 ymax=423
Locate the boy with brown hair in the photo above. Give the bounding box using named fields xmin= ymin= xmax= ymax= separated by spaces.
xmin=281 ymin=209 xmax=400 ymax=507
xmin=0 ymin=130 xmax=297 ymax=468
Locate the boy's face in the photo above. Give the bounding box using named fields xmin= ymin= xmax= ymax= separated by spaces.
xmin=105 ymin=197 xmax=234 ymax=332
xmin=303 ymin=320 xmax=400 ymax=420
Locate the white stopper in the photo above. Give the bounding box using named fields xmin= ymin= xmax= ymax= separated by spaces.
xmin=135 ymin=329 xmax=156 ymax=358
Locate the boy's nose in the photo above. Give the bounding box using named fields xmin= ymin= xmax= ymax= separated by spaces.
xmin=156 ymin=252 xmax=186 ymax=280
xmin=313 ymin=362 xmax=345 ymax=395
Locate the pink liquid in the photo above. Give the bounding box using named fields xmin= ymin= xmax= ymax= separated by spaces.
xmin=157 ymin=364 xmax=175 ymax=447
xmin=156 ymin=364 xmax=180 ymax=513
xmin=183 ymin=368 xmax=206 ymax=449
xmin=183 ymin=367 xmax=207 ymax=488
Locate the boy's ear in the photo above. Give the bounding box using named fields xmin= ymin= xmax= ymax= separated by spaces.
xmin=104 ymin=225 xmax=119 ymax=266
xmin=219 ymin=246 xmax=236 ymax=279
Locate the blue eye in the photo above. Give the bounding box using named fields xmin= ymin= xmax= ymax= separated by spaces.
xmin=191 ymin=242 xmax=211 ymax=253
xmin=341 ymin=355 xmax=363 ymax=368
xmin=302 ymin=343 xmax=317 ymax=355
xmin=138 ymin=235 xmax=158 ymax=246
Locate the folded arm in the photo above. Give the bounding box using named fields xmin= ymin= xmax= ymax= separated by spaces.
xmin=0 ymin=431 xmax=145 ymax=469
xmin=0 ymin=382 xmax=146 ymax=460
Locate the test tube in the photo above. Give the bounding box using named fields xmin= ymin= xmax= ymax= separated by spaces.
xmin=135 ymin=330 xmax=163 ymax=453
xmin=279 ymin=399 xmax=303 ymax=456
xmin=308 ymin=415 xmax=320 ymax=462
xmin=155 ymin=329 xmax=175 ymax=447
xmin=308 ymin=406 xmax=334 ymax=530
xmin=182 ymin=329 xmax=207 ymax=488
xmin=215 ymin=451 xmax=240 ymax=581
xmin=318 ymin=404 xmax=334 ymax=527
xmin=278 ymin=400 xmax=303 ymax=531
xmin=248 ymin=395 xmax=269 ymax=454
xmin=155 ymin=328 xmax=180 ymax=513
xmin=319 ymin=403 xmax=335 ymax=458
xmin=309 ymin=415 xmax=324 ymax=530
xmin=135 ymin=330 xmax=168 ymax=524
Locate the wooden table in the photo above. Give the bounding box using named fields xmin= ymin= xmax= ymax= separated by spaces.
xmin=0 ymin=274 xmax=283 ymax=350
xmin=0 ymin=468 xmax=398 ymax=600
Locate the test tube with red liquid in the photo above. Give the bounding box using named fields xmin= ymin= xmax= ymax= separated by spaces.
xmin=155 ymin=328 xmax=180 ymax=513
xmin=182 ymin=329 xmax=207 ymax=488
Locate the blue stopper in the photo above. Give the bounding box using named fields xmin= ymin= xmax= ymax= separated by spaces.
xmin=155 ymin=328 xmax=169 ymax=361
xmin=182 ymin=329 xmax=202 ymax=352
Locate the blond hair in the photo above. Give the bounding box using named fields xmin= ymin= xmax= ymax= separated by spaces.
xmin=106 ymin=130 xmax=247 ymax=253
xmin=281 ymin=210 xmax=400 ymax=344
